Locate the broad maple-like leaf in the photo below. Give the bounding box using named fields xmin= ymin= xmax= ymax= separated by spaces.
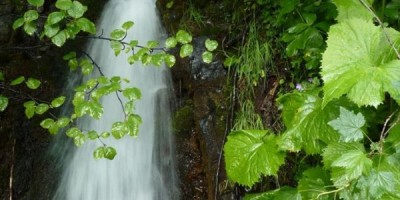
xmin=332 ymin=0 xmax=374 ymax=22
xmin=224 ymin=130 xmax=286 ymax=187
xmin=244 ymin=186 xmax=301 ymax=200
xmin=297 ymin=167 xmax=332 ymax=200
xmin=321 ymin=19 xmax=400 ymax=107
xmin=328 ymin=107 xmax=366 ymax=142
xmin=277 ymin=90 xmax=340 ymax=154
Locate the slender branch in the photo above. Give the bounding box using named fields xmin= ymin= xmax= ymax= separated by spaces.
xmin=115 ymin=91 xmax=126 ymax=118
xmin=78 ymin=50 xmax=105 ymax=76
xmin=316 ymin=184 xmax=349 ymax=199
xmin=359 ymin=0 xmax=400 ymax=59
xmin=9 ymin=138 xmax=16 ymax=200
xmin=379 ymin=110 xmax=398 ymax=153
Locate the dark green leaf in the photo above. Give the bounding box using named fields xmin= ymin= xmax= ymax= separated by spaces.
xmin=10 ymin=76 xmax=25 ymax=86
xmin=25 ymin=78 xmax=41 ymax=89
xmin=51 ymin=30 xmax=68 ymax=47
xmin=27 ymin=0 xmax=44 ymax=7
xmin=104 ymin=146 xmax=117 ymax=160
xmin=0 ymin=96 xmax=8 ymax=112
xmin=224 ymin=130 xmax=286 ymax=187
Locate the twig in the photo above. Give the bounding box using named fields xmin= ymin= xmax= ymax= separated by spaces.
xmin=9 ymin=138 xmax=16 ymax=200
xmin=359 ymin=0 xmax=400 ymax=59
xmin=78 ymin=50 xmax=105 ymax=76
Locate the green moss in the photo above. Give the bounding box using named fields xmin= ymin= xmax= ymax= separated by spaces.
xmin=173 ymin=101 xmax=194 ymax=135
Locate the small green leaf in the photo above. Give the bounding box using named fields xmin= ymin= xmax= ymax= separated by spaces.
xmin=110 ymin=41 xmax=123 ymax=56
xmin=66 ymin=127 xmax=81 ymax=138
xmin=101 ymin=131 xmax=110 ymax=139
xmin=67 ymin=1 xmax=87 ymax=18
xmin=104 ymin=146 xmax=117 ymax=160
xmin=12 ymin=18 xmax=24 ymax=30
xmin=180 ymin=44 xmax=193 ymax=58
xmin=122 ymin=21 xmax=134 ymax=30
xmin=74 ymin=134 xmax=86 ymax=146
xmin=166 ymin=1 xmax=174 ymax=8
xmin=122 ymin=87 xmax=141 ymax=101
xmin=51 ymin=30 xmax=68 ymax=47
xmin=76 ymin=17 xmax=96 ymax=34
xmin=23 ymin=101 xmax=36 ymax=119
xmin=93 ymin=146 xmax=105 ymax=159
xmin=176 ymin=30 xmax=192 ymax=44
xmin=87 ymin=101 xmax=103 ymax=119
xmin=24 ymin=10 xmax=39 ymax=22
xmin=87 ymin=130 xmax=98 ymax=140
xmin=23 ymin=21 xmax=36 ymax=36
xmin=224 ymin=130 xmax=286 ymax=187
xmin=110 ymin=29 xmax=126 ymax=40
xmin=40 ymin=118 xmax=55 ymax=129
xmin=328 ymin=107 xmax=366 ymax=142
xmin=202 ymin=51 xmax=213 ymax=64
xmin=46 ymin=11 xmax=65 ymax=25
xmin=10 ymin=76 xmax=25 ymax=85
xmin=205 ymin=39 xmax=218 ymax=51
xmin=147 ymin=40 xmax=159 ymax=48
xmin=68 ymin=58 xmax=78 ymax=70
xmin=223 ymin=56 xmax=238 ymax=67
xmin=56 ymin=117 xmax=70 ymax=128
xmin=63 ymin=51 xmax=76 ymax=60
xmin=165 ymin=54 xmax=176 ymax=67
xmin=25 ymin=78 xmax=41 ymax=89
xmin=35 ymin=103 xmax=49 ymax=114
xmin=165 ymin=37 xmax=177 ymax=48
xmin=27 ymin=0 xmax=44 ymax=7
xmin=51 ymin=96 xmax=66 ymax=108
xmin=80 ymin=58 xmax=94 ymax=75
xmin=44 ymin=24 xmax=60 ymax=38
xmin=0 ymin=96 xmax=8 ymax=112
xmin=126 ymin=114 xmax=141 ymax=137
xmin=129 ymin=40 xmax=138 ymax=48
xmin=55 ymin=0 xmax=73 ymax=10
xmin=111 ymin=122 xmax=129 ymax=139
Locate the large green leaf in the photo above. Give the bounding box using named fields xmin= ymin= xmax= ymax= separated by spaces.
xmin=24 ymin=10 xmax=39 ymax=22
xmin=75 ymin=17 xmax=96 ymax=34
xmin=224 ymin=130 xmax=286 ymax=187
xmin=321 ymin=19 xmax=400 ymax=107
xmin=323 ymin=142 xmax=372 ymax=186
xmin=328 ymin=107 xmax=365 ymax=142
xmin=297 ymin=167 xmax=332 ymax=200
xmin=67 ymin=1 xmax=87 ymax=18
xmin=332 ymin=0 xmax=373 ymax=22
xmin=277 ymin=90 xmax=340 ymax=154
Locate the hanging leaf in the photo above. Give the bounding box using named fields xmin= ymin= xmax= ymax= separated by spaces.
xmin=205 ymin=39 xmax=218 ymax=51
xmin=165 ymin=37 xmax=177 ymax=48
xmin=66 ymin=127 xmax=81 ymax=138
xmin=23 ymin=101 xmax=36 ymax=119
xmin=122 ymin=87 xmax=141 ymax=101
xmin=111 ymin=122 xmax=129 ymax=139
xmin=55 ymin=0 xmax=73 ymax=10
xmin=35 ymin=103 xmax=49 ymax=114
xmin=80 ymin=58 xmax=94 ymax=75
xmin=122 ymin=21 xmax=134 ymax=30
xmin=321 ymin=19 xmax=400 ymax=107
xmin=67 ymin=1 xmax=87 ymax=18
xmin=40 ymin=118 xmax=55 ymax=129
xmin=25 ymin=78 xmax=41 ymax=89
xmin=93 ymin=146 xmax=105 ymax=159
xmin=87 ymin=130 xmax=98 ymax=140
xmin=110 ymin=41 xmax=123 ymax=56
xmin=328 ymin=107 xmax=366 ymax=142
xmin=46 ymin=11 xmax=65 ymax=25
xmin=277 ymin=90 xmax=341 ymax=154
xmin=75 ymin=17 xmax=96 ymax=34
xmin=224 ymin=130 xmax=286 ymax=187
xmin=104 ymin=147 xmax=117 ymax=160
xmin=56 ymin=117 xmax=70 ymax=128
xmin=73 ymin=134 xmax=86 ymax=146
xmin=126 ymin=114 xmax=141 ymax=137
xmin=24 ymin=10 xmax=39 ymax=22
xmin=165 ymin=54 xmax=176 ymax=67
xmin=297 ymin=167 xmax=333 ymax=200
xmin=51 ymin=30 xmax=68 ymax=47
xmin=0 ymin=96 xmax=9 ymax=112
xmin=110 ymin=29 xmax=126 ymax=40
xmin=12 ymin=18 xmax=24 ymax=30
xmin=51 ymin=96 xmax=66 ymax=108
xmin=44 ymin=24 xmax=60 ymax=38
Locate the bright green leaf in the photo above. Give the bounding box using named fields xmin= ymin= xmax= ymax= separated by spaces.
xmin=40 ymin=118 xmax=54 ymax=129
xmin=104 ymin=146 xmax=117 ymax=160
xmin=10 ymin=76 xmax=25 ymax=86
xmin=74 ymin=134 xmax=86 ymax=146
xmin=80 ymin=58 xmax=94 ymax=75
xmin=126 ymin=114 xmax=141 ymax=137
xmin=110 ymin=29 xmax=126 ymax=40
xmin=223 ymin=56 xmax=238 ymax=67
xmin=35 ymin=103 xmax=49 ymax=114
xmin=76 ymin=17 xmax=96 ymax=34
xmin=180 ymin=44 xmax=193 ymax=58
xmin=23 ymin=21 xmax=36 ymax=36
xmin=122 ymin=87 xmax=141 ymax=101
xmin=110 ymin=41 xmax=123 ymax=56
xmin=111 ymin=122 xmax=129 ymax=139
xmin=24 ymin=101 xmax=36 ymax=119
xmin=66 ymin=127 xmax=81 ymax=138
xmin=27 ymin=0 xmax=44 ymax=7
xmin=67 ymin=1 xmax=87 ymax=18
xmin=122 ymin=21 xmax=134 ymax=30
xmin=56 ymin=117 xmax=70 ymax=128
xmin=12 ymin=18 xmax=24 ymax=30
xmin=321 ymin=19 xmax=400 ymax=107
xmin=165 ymin=37 xmax=177 ymax=48
xmin=68 ymin=58 xmax=78 ymax=70
xmin=24 ymin=10 xmax=39 ymax=22
xmin=224 ymin=130 xmax=286 ymax=187
xmin=93 ymin=146 xmax=105 ymax=159
xmin=101 ymin=132 xmax=110 ymax=139
xmin=165 ymin=54 xmax=176 ymax=67
xmin=46 ymin=11 xmax=65 ymax=25
xmin=25 ymin=78 xmax=41 ymax=89
xmin=87 ymin=130 xmax=98 ymax=140
xmin=63 ymin=51 xmax=76 ymax=60
xmin=328 ymin=107 xmax=365 ymax=142
xmin=51 ymin=96 xmax=66 ymax=108
xmin=0 ymin=96 xmax=8 ymax=112
xmin=202 ymin=51 xmax=213 ymax=64
xmin=147 ymin=40 xmax=159 ymax=48
xmin=244 ymin=187 xmax=301 ymax=200
xmin=332 ymin=0 xmax=373 ymax=22
xmin=44 ymin=24 xmax=60 ymax=38
xmin=175 ymin=30 xmax=192 ymax=44
xmin=129 ymin=40 xmax=138 ymax=48
xmin=87 ymin=101 xmax=103 ymax=119
xmin=55 ymin=0 xmax=73 ymax=10
xmin=205 ymin=39 xmax=218 ymax=51
xmin=297 ymin=167 xmax=332 ymax=200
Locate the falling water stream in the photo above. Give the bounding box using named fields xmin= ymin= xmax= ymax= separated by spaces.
xmin=53 ymin=0 xmax=179 ymax=199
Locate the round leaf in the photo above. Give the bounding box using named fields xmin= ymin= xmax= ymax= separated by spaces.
xmin=122 ymin=21 xmax=134 ymax=30
xmin=51 ymin=96 xmax=66 ymax=108
xmin=179 ymin=44 xmax=193 ymax=58
xmin=56 ymin=117 xmax=70 ymax=128
xmin=202 ymin=51 xmax=213 ymax=64
xmin=104 ymin=147 xmax=117 ymax=160
xmin=44 ymin=24 xmax=60 ymax=38
xmin=87 ymin=130 xmax=98 ymax=140
xmin=175 ymin=30 xmax=192 ymax=44
xmin=0 ymin=95 xmax=8 ymax=112
xmin=35 ymin=103 xmax=49 ymax=114
xmin=55 ymin=0 xmax=73 ymax=10
xmin=165 ymin=37 xmax=177 ymax=48
xmin=110 ymin=29 xmax=126 ymax=40
xmin=66 ymin=127 xmax=81 ymax=138
xmin=122 ymin=87 xmax=141 ymax=101
xmin=51 ymin=30 xmax=68 ymax=47
xmin=93 ymin=146 xmax=105 ymax=159
xmin=47 ymin=11 xmax=65 ymax=25
xmin=205 ymin=39 xmax=218 ymax=51
xmin=165 ymin=54 xmax=176 ymax=67
xmin=23 ymin=21 xmax=36 ymax=36
xmin=24 ymin=10 xmax=39 ymax=22
xmin=74 ymin=134 xmax=86 ymax=146
xmin=25 ymin=78 xmax=41 ymax=89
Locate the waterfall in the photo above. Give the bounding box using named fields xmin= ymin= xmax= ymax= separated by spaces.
xmin=53 ymin=0 xmax=179 ymax=199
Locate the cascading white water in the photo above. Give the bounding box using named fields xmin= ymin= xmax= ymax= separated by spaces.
xmin=53 ymin=0 xmax=179 ymax=199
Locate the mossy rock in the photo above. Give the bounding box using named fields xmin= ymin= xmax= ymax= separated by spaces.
xmin=173 ymin=101 xmax=194 ymax=135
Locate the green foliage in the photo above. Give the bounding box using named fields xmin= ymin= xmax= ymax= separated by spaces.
xmin=0 ymin=96 xmax=9 ymax=112
xmin=224 ymin=130 xmax=285 ymax=187
xmin=328 ymin=107 xmax=366 ymax=142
